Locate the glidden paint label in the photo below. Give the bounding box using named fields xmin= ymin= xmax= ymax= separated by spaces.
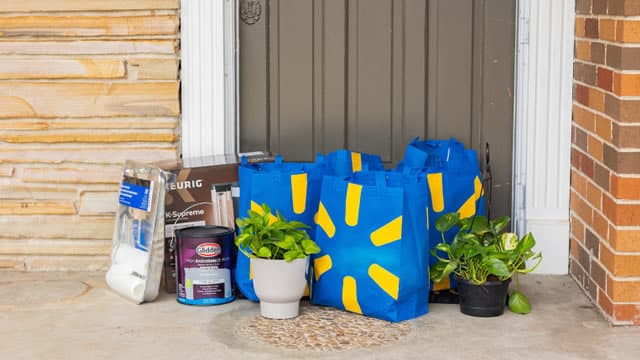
xmin=175 ymin=229 xmax=235 ymax=305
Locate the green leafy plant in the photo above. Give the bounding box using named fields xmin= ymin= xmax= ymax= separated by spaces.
xmin=429 ymin=212 xmax=542 ymax=314
xmin=235 ymin=203 xmax=321 ymax=262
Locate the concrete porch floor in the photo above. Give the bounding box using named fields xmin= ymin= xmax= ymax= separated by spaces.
xmin=1 ymin=272 xmax=639 ymax=360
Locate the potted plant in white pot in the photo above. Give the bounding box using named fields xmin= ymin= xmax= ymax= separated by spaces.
xmin=430 ymin=212 xmax=542 ymax=317
xmin=235 ymin=204 xmax=320 ymax=319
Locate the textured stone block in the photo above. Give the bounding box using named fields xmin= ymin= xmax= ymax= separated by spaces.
xmin=22 ymin=166 xmax=122 ymax=184
xmin=128 ymin=58 xmax=179 ymax=80
xmin=0 ymin=239 xmax=111 ymax=256
xmin=0 ymin=130 xmax=178 ymax=143
xmin=26 ymin=255 xmax=110 ymax=271
xmin=0 ymin=185 xmax=77 ymax=200
xmin=0 ymin=146 xmax=177 ymax=164
xmin=0 ymin=117 xmax=178 ymax=130
xmin=79 ymin=191 xmax=118 ymax=215
xmin=0 ymin=167 xmax=13 ymax=177
xmin=0 ymin=258 xmax=25 ymax=270
xmin=0 ymin=216 xmax=114 ymax=239
xmin=0 ymin=82 xmax=179 ymax=118
xmin=0 ymin=40 xmax=177 ymax=55
xmin=0 ymin=15 xmax=178 ymax=37
xmin=0 ymin=200 xmax=76 ymax=215
xmin=0 ymin=59 xmax=125 ymax=79
xmin=0 ymin=0 xmax=179 ymax=12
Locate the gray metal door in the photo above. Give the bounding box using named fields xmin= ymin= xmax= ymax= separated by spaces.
xmin=239 ymin=0 xmax=515 ymax=218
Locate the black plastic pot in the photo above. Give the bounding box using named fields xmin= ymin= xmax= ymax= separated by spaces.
xmin=455 ymin=276 xmax=511 ymax=317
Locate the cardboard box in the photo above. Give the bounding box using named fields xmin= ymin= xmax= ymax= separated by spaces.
xmin=157 ymin=155 xmax=239 ymax=293
xmin=156 ymin=154 xmax=269 ymax=293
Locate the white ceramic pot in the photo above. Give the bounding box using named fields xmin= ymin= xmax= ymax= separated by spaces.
xmin=251 ymin=257 xmax=308 ymax=319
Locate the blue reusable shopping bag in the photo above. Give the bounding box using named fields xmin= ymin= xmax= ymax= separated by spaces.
xmin=235 ymin=156 xmax=323 ymax=301
xmin=312 ymin=171 xmax=430 ymax=322
xmin=235 ymin=151 xmax=384 ymax=301
xmin=397 ymin=137 xmax=485 ymax=291
xmin=319 ymin=149 xmax=384 ymax=177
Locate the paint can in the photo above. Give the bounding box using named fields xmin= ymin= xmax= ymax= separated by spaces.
xmin=175 ymin=226 xmax=235 ymax=305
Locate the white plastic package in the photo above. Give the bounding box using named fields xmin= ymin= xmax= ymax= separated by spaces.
xmin=106 ymin=161 xmax=173 ymax=304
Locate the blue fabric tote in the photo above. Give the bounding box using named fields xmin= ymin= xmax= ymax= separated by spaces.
xmin=312 ymin=171 xmax=430 ymax=322
xmin=319 ymin=149 xmax=384 ymax=177
xmin=397 ymin=137 xmax=485 ymax=291
xmin=235 ymin=156 xmax=323 ymax=301
xmin=235 ymin=151 xmax=385 ymax=301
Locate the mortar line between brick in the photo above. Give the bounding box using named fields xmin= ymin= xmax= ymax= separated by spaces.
xmin=599 ymin=232 xmax=640 ymax=256
xmin=571 ymin=121 xmax=638 ymax=155
xmin=575 ymin=36 xmax=640 ymax=48
xmin=574 ymin=59 xmax=640 ymax=75
xmin=571 ymin=123 xmax=640 ymax=165
xmin=571 ymin=149 xmax=640 ymax=204
xmin=571 ymin=173 xmax=640 ymax=235
xmin=574 ymin=79 xmax=640 ymax=102
xmin=608 ymin=274 xmax=640 ymax=281
xmin=573 ymin=100 xmax=640 ymax=131
xmin=570 ymin=203 xmax=610 ymax=245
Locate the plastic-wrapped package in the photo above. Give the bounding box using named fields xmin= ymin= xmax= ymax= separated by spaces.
xmin=106 ymin=161 xmax=174 ymax=304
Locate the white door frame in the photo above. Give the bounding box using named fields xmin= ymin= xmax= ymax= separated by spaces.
xmin=512 ymin=0 xmax=574 ymax=274
xmin=180 ymin=0 xmax=575 ymax=274
xmin=180 ymin=0 xmax=237 ymax=158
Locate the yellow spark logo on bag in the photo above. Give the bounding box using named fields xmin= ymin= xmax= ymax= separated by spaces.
xmin=311 ymin=172 xmax=430 ymax=322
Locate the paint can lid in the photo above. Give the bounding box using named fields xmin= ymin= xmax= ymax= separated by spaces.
xmin=175 ymin=225 xmax=234 ymax=239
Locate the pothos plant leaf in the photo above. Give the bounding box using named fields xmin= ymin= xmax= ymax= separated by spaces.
xmin=430 ymin=260 xmax=457 ymax=283
xmin=257 ymin=246 xmax=272 ymax=258
xmin=235 ymin=203 xmax=321 ymax=262
xmin=491 ymin=215 xmax=510 ymax=233
xmin=429 ymin=212 xmax=543 ymax=315
xmin=499 ymin=233 xmax=519 ymax=251
xmin=516 ymin=232 xmax=536 ymax=253
xmin=508 ymin=290 xmax=532 ymax=314
xmin=481 ymin=257 xmax=510 ymax=278
xmin=301 ymin=239 xmax=321 ymax=255
xmin=275 ymin=234 xmax=296 ymax=250
xmin=435 ymin=212 xmax=459 ymax=233
xmin=469 ymin=216 xmax=491 ymax=235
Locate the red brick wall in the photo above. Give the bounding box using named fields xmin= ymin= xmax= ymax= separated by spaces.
xmin=571 ymin=0 xmax=640 ymax=325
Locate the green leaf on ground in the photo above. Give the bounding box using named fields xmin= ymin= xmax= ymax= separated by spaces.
xmin=508 ymin=290 xmax=532 ymax=314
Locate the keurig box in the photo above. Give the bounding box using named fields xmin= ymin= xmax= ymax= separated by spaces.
xmin=156 ymin=154 xmax=269 ymax=293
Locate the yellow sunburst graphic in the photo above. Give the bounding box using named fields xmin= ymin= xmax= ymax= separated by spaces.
xmin=427 ymin=173 xmax=483 ymax=219
xmin=314 ymin=182 xmax=403 ymax=315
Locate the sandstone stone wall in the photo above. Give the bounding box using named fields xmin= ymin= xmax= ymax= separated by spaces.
xmin=0 ymin=0 xmax=180 ymax=271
